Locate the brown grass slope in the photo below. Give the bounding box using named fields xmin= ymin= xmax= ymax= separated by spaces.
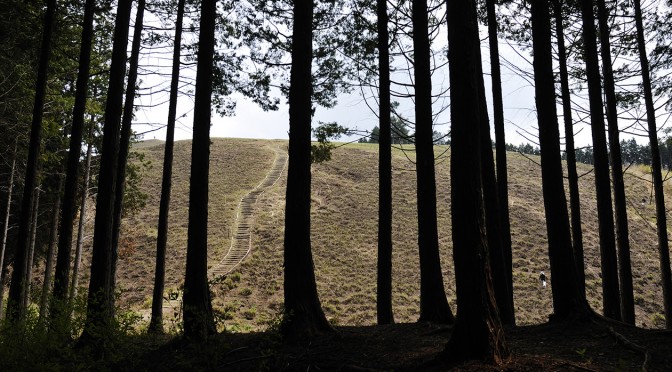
xmin=108 ymin=138 xmax=668 ymax=331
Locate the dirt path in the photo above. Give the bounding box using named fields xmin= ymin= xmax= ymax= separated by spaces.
xmin=209 ymin=145 xmax=288 ymax=279
xmin=138 ymin=145 xmax=288 ymax=325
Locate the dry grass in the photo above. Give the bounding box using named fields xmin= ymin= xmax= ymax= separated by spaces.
xmin=71 ymin=138 xmax=671 ymax=332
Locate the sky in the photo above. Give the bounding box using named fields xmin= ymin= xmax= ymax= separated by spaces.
xmin=130 ymin=3 xmax=667 ymax=151
xmin=132 ymin=25 xmax=546 ymax=149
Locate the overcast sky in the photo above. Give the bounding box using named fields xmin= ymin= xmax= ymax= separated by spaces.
xmin=131 ymin=4 xmax=665 ymax=150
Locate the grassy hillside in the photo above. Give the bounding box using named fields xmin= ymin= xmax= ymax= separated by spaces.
xmin=97 ymin=138 xmax=668 ymax=331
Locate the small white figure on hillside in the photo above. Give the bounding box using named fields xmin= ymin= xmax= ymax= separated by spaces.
xmin=539 ymin=271 xmax=547 ymax=289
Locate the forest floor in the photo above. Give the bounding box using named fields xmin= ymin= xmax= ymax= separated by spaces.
xmin=108 ymin=317 xmax=671 ymax=371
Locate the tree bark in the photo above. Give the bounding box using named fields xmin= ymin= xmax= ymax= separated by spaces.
xmin=149 ymin=0 xmax=185 ymax=335
xmin=579 ymin=0 xmax=621 ymax=321
xmin=110 ymin=0 xmax=146 ymax=313
xmin=412 ymin=0 xmax=454 ymax=324
xmin=51 ymin=0 xmax=96 ymax=324
xmin=485 ymin=0 xmax=514 ymax=325
xmin=0 ymin=141 xmax=17 ymax=320
xmin=24 ymin=187 xmax=41 ymax=312
xmin=69 ymin=132 xmax=93 ymax=306
xmin=553 ymin=0 xmax=586 ymax=301
xmin=596 ymin=0 xmax=634 ymax=325
xmin=376 ymin=0 xmax=394 ymax=325
xmin=39 ymin=176 xmax=63 ymax=324
xmin=79 ymin=0 xmax=134 ymax=344
xmin=182 ymin=0 xmax=217 ymax=341
xmin=281 ymin=0 xmax=333 ymax=339
xmin=531 ymin=0 xmax=589 ymax=320
xmin=442 ymin=0 xmax=508 ymax=363
xmin=633 ymin=0 xmax=672 ymax=329
xmin=6 ymin=0 xmax=56 ymax=323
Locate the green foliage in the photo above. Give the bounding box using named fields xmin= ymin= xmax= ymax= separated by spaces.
xmin=0 ymin=286 xmax=144 ymax=370
xmin=311 ymin=121 xmax=350 ymax=163
xmin=122 ymin=149 xmax=150 ymax=217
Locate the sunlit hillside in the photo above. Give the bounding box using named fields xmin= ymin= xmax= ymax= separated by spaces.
xmin=77 ymin=138 xmax=668 ymax=331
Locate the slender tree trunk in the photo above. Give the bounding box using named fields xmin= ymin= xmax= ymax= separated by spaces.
xmin=69 ymin=133 xmax=93 ymax=306
xmin=553 ymin=0 xmax=586 ymax=301
xmin=182 ymin=0 xmax=216 ymax=341
xmin=376 ymin=0 xmax=394 ymax=326
xmin=531 ymin=0 xmax=588 ymax=321
xmin=6 ymin=0 xmax=56 ymax=323
xmin=149 ymin=0 xmax=185 ymax=335
xmin=281 ymin=0 xmax=332 ymax=339
xmin=633 ymin=0 xmax=672 ymax=329
xmin=0 ymin=142 xmax=17 ymax=320
xmin=579 ymin=0 xmax=621 ymax=321
xmin=24 ymin=188 xmax=41 ymax=312
xmin=412 ymin=0 xmax=454 ymax=324
xmin=442 ymin=0 xmax=508 ymax=363
xmin=485 ymin=0 xmax=514 ymax=325
xmin=110 ymin=0 xmax=146 ymax=313
xmin=39 ymin=176 xmax=63 ymax=324
xmin=476 ymin=59 xmax=514 ymax=326
xmin=79 ymin=0 xmax=134 ymax=344
xmin=51 ymin=0 xmax=96 ymax=324
xmin=596 ymin=0 xmax=634 ymax=325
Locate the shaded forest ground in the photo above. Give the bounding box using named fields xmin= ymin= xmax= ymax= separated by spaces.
xmin=6 ymin=318 xmax=670 ymax=370
xmin=120 ymin=319 xmax=672 ymax=371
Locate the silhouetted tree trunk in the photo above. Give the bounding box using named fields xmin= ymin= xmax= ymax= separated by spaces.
xmin=182 ymin=0 xmax=216 ymax=341
xmin=553 ymin=0 xmax=586 ymax=300
xmin=485 ymin=0 xmax=514 ymax=325
xmin=149 ymin=0 xmax=185 ymax=335
xmin=6 ymin=0 xmax=56 ymax=323
xmin=0 ymin=141 xmax=17 ymax=320
xmin=52 ymin=0 xmax=96 ymax=324
xmin=531 ymin=0 xmax=588 ymax=321
xmin=596 ymin=0 xmax=634 ymax=325
xmin=442 ymin=0 xmax=508 ymax=363
xmin=24 ymin=188 xmax=41 ymax=312
xmin=39 ymin=176 xmax=63 ymax=324
xmin=633 ymin=0 xmax=672 ymax=329
xmin=412 ymin=0 xmax=454 ymax=324
xmin=110 ymin=0 xmax=146 ymax=313
xmin=79 ymin=0 xmax=134 ymax=344
xmin=579 ymin=0 xmax=621 ymax=321
xmin=376 ymin=0 xmax=394 ymax=326
xmin=281 ymin=0 xmax=333 ymax=339
xmin=70 ymin=132 xmax=93 ymax=306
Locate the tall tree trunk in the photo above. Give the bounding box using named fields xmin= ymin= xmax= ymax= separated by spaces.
xmin=412 ymin=0 xmax=454 ymax=324
xmin=579 ymin=0 xmax=621 ymax=321
xmin=110 ymin=0 xmax=146 ymax=313
xmin=51 ymin=0 xmax=96 ymax=325
xmin=149 ymin=0 xmax=185 ymax=335
xmin=596 ymin=0 xmax=634 ymax=325
xmin=633 ymin=0 xmax=672 ymax=329
xmin=79 ymin=0 xmax=134 ymax=344
xmin=531 ymin=0 xmax=588 ymax=321
xmin=553 ymin=0 xmax=586 ymax=301
xmin=0 ymin=141 xmax=17 ymax=320
xmin=39 ymin=176 xmax=63 ymax=324
xmin=476 ymin=59 xmax=514 ymax=327
xmin=442 ymin=0 xmax=508 ymax=363
xmin=24 ymin=188 xmax=41 ymax=312
xmin=182 ymin=0 xmax=216 ymax=341
xmin=69 ymin=133 xmax=93 ymax=307
xmin=376 ymin=0 xmax=394 ymax=326
xmin=281 ymin=0 xmax=332 ymax=339
xmin=485 ymin=0 xmax=514 ymax=325
xmin=6 ymin=0 xmax=56 ymax=323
